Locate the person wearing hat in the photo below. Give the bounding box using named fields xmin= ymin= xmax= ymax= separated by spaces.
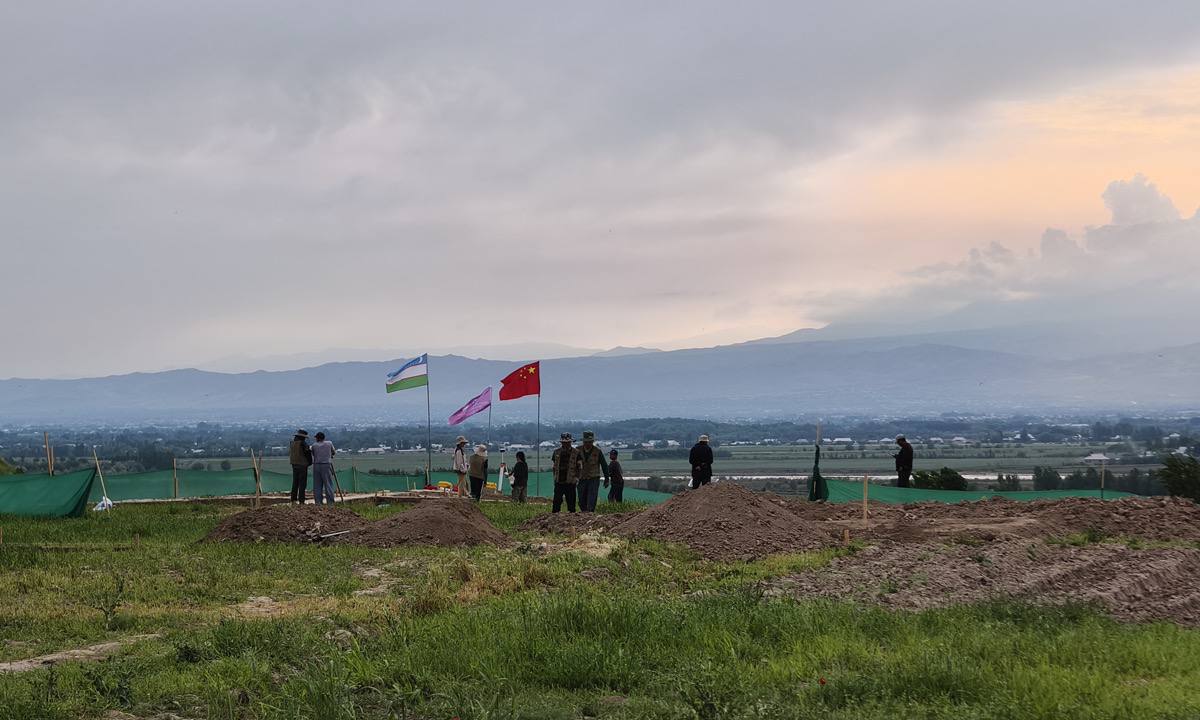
xmin=468 ymin=444 xmax=489 ymax=501
xmin=452 ymin=436 xmax=470 ymax=498
xmin=287 ymin=429 xmax=312 ymax=504
xmin=893 ymin=435 xmax=914 ymax=488
xmin=576 ymin=430 xmax=609 ymax=512
xmin=605 ymin=448 xmax=624 ymax=503
xmin=688 ymin=434 xmax=714 ymax=488
xmin=510 ymin=450 xmax=529 ymax=504
xmin=550 ymin=432 xmax=581 ymax=513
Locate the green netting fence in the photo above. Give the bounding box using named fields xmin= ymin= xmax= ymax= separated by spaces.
xmin=0 ymin=469 xmax=97 ymax=518
xmin=819 ymin=477 xmax=1131 ymax=504
xmin=1 ymin=467 xmax=1135 ymax=518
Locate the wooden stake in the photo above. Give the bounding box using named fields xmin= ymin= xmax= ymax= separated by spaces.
xmin=250 ymin=451 xmax=262 ymax=508
xmin=44 ymin=432 xmax=53 ymax=476
xmin=133 ymin=533 xmax=140 ymax=548
xmin=862 ymin=474 xmax=869 ymax=522
xmin=842 ymin=527 xmax=850 ymax=545
xmin=172 ymin=457 xmax=179 ymax=499
xmin=91 ymin=448 xmax=110 ymax=507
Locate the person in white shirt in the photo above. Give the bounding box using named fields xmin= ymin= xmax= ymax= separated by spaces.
xmin=452 ymin=435 xmax=469 ymax=497
xmin=310 ymin=432 xmax=337 ymax=504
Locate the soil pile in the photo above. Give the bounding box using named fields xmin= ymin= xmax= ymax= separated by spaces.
xmin=1032 ymin=496 xmax=1200 ymax=541
xmin=204 ymin=504 xmax=366 ymax=543
xmin=520 ymin=511 xmax=633 ymax=534
xmin=336 ymin=500 xmax=510 ymax=548
xmin=612 ymin=482 xmax=837 ymax=561
xmin=771 ymin=539 xmax=1200 ymax=625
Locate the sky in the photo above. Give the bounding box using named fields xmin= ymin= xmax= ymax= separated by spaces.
xmin=2 ymin=3 xmax=1200 ymax=378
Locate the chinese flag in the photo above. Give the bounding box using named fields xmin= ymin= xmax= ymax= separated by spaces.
xmin=499 ymin=361 xmax=540 ymax=400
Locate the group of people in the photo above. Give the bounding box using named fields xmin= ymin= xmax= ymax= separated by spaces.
xmin=450 ymin=430 xmax=717 ymax=511
xmin=287 ymin=429 xmax=338 ymax=504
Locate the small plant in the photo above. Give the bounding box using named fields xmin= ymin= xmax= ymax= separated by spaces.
xmin=84 ymin=572 xmax=127 ymax=631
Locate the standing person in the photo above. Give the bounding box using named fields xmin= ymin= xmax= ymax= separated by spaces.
xmin=510 ymin=451 xmax=529 ymax=504
xmin=452 ymin=436 xmax=469 ymax=497
xmin=468 ymin=444 xmax=489 ymax=501
xmin=606 ymin=448 xmax=624 ymax=503
xmin=689 ymin=434 xmax=714 ymax=488
xmin=550 ymin=432 xmax=580 ymax=513
xmin=288 ymin=430 xmax=312 ymax=504
xmin=576 ymin=431 xmax=609 ymax=512
xmin=893 ymin=435 xmax=914 ymax=488
xmin=310 ymin=431 xmax=337 ymax=504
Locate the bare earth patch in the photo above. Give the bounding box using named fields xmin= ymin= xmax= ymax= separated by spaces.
xmin=0 ymin=634 xmax=160 ymax=674
xmin=768 ymin=540 xmax=1200 ymax=625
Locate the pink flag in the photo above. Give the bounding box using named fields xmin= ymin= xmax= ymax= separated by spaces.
xmin=448 ymin=387 xmax=492 ymax=426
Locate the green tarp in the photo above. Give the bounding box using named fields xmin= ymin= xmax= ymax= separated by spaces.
xmin=0 ymin=469 xmax=97 ymax=518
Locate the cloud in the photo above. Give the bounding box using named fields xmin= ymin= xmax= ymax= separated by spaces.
xmin=1102 ymin=173 xmax=1181 ymax=224
xmin=3 ymin=5 xmax=1200 ymax=376
xmin=803 ymin=176 xmax=1200 ymax=350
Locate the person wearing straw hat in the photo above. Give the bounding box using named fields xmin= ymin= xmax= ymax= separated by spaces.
xmin=287 ymin=429 xmax=312 ymax=504
xmin=468 ymin=444 xmax=489 ymax=501
xmin=452 ymin=436 xmax=470 ymax=497
xmin=689 ymin=434 xmax=714 ymax=488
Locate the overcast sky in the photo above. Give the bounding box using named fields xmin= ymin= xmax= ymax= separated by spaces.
xmin=3 ymin=3 xmax=1200 ymax=378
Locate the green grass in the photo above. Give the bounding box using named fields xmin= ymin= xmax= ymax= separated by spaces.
xmin=0 ymin=502 xmax=1198 ymax=719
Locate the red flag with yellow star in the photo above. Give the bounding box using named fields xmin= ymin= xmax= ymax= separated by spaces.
xmin=499 ymin=361 xmax=540 ymax=400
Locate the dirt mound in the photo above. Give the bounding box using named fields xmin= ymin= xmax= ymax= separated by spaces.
xmin=770 ymin=539 xmax=1200 ymax=625
xmin=1032 ymin=496 xmax=1200 ymax=541
xmin=204 ymin=504 xmax=366 ymax=543
xmin=612 ymin=483 xmax=837 ymax=561
xmin=519 ymin=511 xmax=634 ymax=534
xmin=336 ymin=500 xmax=510 ymax=548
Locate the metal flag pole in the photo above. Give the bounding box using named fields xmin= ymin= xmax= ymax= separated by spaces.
xmin=487 ymin=402 xmax=492 ymax=448
xmin=425 ymin=364 xmax=432 ymax=488
xmin=536 ymin=392 xmax=541 ymax=498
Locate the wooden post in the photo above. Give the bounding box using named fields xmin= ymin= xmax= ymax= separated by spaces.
xmin=352 ymin=462 xmax=358 ymax=493
xmin=1100 ymin=458 xmax=1106 ymax=500
xmin=172 ymin=457 xmax=179 ymax=499
xmin=91 ymin=448 xmax=110 ymax=507
xmin=862 ymin=474 xmax=869 ymax=522
xmin=842 ymin=527 xmax=850 ymax=545
xmin=251 ymin=451 xmax=262 ymax=507
xmin=44 ymin=432 xmax=53 ymax=476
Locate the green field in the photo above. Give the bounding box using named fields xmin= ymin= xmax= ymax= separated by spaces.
xmin=1 ymin=502 xmax=1198 ymax=719
xmin=214 ymin=442 xmax=1132 ymax=478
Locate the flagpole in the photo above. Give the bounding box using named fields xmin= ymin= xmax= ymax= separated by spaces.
xmin=487 ymin=402 xmax=492 ymax=448
xmin=425 ymin=367 xmax=432 ymax=488
xmin=536 ymin=392 xmax=541 ymax=498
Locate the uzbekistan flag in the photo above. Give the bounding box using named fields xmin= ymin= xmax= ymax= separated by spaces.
xmin=386 ymin=354 xmax=429 ymax=393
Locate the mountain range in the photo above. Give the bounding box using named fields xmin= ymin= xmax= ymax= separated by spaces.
xmin=1 ymin=325 xmax=1197 ymax=424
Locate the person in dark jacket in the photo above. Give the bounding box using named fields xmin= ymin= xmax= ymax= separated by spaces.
xmin=605 ymin=448 xmax=624 ymax=503
xmin=689 ymin=434 xmax=714 ymax=488
xmin=550 ymin=432 xmax=580 ymax=513
xmin=288 ymin=429 xmax=312 ymax=504
xmin=576 ymin=430 xmax=609 ymax=512
xmin=468 ymin=444 xmax=489 ymax=501
xmin=893 ymin=435 xmax=914 ymax=488
xmin=510 ymin=451 xmax=529 ymax=503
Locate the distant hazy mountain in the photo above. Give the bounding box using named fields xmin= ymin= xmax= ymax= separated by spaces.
xmin=1 ymin=339 xmax=1196 ymax=424
xmin=192 ymin=342 xmax=600 ymax=373
xmin=592 ymin=346 xmax=663 ymax=357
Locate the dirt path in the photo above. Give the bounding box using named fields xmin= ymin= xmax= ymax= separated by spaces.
xmin=0 ymin=634 xmax=160 ymax=674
